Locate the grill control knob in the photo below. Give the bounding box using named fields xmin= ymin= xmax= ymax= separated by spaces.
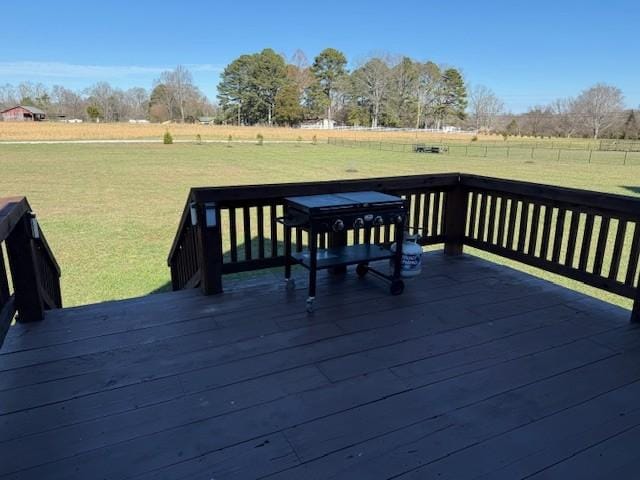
xmin=393 ymin=214 xmax=404 ymax=224
xmin=373 ymin=216 xmax=384 ymax=226
xmin=332 ymin=219 xmax=345 ymax=232
xmin=353 ymin=217 xmax=365 ymax=228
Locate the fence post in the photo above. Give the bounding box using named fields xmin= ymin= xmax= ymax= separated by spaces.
xmin=443 ymin=182 xmax=468 ymax=256
xmin=507 ymin=147 xmax=510 ymax=158
xmin=465 ymin=145 xmax=468 ymax=156
xmin=624 ymin=151 xmax=628 ymax=165
xmin=484 ymin=146 xmax=488 ymax=157
xmin=557 ymin=149 xmax=561 ymax=162
xmin=588 ymin=150 xmax=593 ymax=163
xmin=530 ymin=148 xmax=534 ymax=159
xmin=195 ymin=201 xmax=223 ymax=295
xmin=5 ymin=215 xmax=44 ymax=322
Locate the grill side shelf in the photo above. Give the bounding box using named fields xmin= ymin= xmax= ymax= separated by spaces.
xmin=291 ymin=244 xmax=395 ymax=270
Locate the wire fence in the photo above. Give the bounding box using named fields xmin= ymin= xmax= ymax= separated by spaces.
xmin=327 ymin=137 xmax=640 ymax=166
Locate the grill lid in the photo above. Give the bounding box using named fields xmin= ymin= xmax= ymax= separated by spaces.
xmin=285 ymin=191 xmax=403 ymax=211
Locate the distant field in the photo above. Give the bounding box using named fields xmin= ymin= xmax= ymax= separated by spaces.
xmin=0 ymin=122 xmax=484 ymax=142
xmin=1 ymin=142 xmax=638 ymax=309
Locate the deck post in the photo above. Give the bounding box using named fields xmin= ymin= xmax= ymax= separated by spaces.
xmin=443 ymin=182 xmax=468 ymax=256
xmin=195 ymin=201 xmax=223 ymax=295
xmin=632 ymin=289 xmax=640 ymax=323
xmin=5 ymin=215 xmax=44 ymax=322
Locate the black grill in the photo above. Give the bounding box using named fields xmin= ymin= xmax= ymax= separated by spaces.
xmin=280 ymin=191 xmax=407 ymax=312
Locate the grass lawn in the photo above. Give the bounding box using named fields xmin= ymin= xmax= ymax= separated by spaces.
xmin=1 ymin=142 xmax=639 ymax=308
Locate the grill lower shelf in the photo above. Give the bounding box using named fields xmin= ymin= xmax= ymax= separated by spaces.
xmin=292 ymin=244 xmax=394 ymax=270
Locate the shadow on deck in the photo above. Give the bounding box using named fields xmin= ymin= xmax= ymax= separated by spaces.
xmin=1 ymin=251 xmax=639 ymax=479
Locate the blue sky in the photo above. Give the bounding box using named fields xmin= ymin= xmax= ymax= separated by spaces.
xmin=1 ymin=0 xmax=638 ymax=112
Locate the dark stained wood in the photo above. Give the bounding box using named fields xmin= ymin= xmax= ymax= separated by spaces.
xmin=0 ymin=245 xmax=10 ymax=306
xmin=528 ymin=203 xmax=541 ymax=256
xmin=1 ymin=252 xmax=636 ymax=479
xmin=477 ymin=193 xmax=487 ymax=242
xmin=608 ymin=220 xmax=626 ymax=281
xmin=486 ymin=193 xmax=497 ymax=244
xmin=0 ymin=295 xmax=15 ymax=349
xmin=5 ymin=215 xmax=44 ymax=322
xmin=228 ymin=207 xmax=238 ymax=263
xmin=565 ymin=210 xmax=580 ymax=268
xmin=578 ymin=213 xmax=595 ymax=271
xmin=467 ymin=191 xmax=478 ymax=239
xmin=539 ymin=204 xmax=553 ymax=260
xmin=270 ymin=204 xmax=278 ymax=257
xmin=195 ymin=203 xmax=223 ymax=295
xmin=517 ymin=202 xmax=530 ymax=253
xmin=257 ymin=205 xmax=265 ymax=259
xmin=625 ymin=222 xmax=640 ymax=287
xmin=506 ymin=197 xmax=517 ymax=249
xmin=496 ymin=195 xmax=508 ymax=247
xmin=243 ymin=206 xmax=252 ymax=261
xmin=431 ymin=191 xmax=442 ymax=237
xmin=444 ymin=185 xmax=467 ymax=256
xmin=552 ymin=208 xmax=566 ymax=263
xmin=592 ymin=217 xmax=610 ymax=276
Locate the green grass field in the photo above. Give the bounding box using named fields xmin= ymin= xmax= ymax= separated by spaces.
xmin=1 ymin=142 xmax=639 ymax=308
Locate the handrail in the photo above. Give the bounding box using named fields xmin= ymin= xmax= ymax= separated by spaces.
xmin=168 ymin=173 xmax=640 ymax=322
xmin=0 ymin=196 xmax=62 ymax=347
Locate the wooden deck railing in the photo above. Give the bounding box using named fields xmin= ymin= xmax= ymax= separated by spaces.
xmin=168 ymin=173 xmax=640 ymax=322
xmin=0 ymin=197 xmax=62 ymax=345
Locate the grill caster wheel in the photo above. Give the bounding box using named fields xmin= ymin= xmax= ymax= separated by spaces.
xmin=306 ymin=297 xmax=315 ymax=313
xmin=356 ymin=263 xmax=369 ymax=277
xmin=390 ymin=279 xmax=405 ymax=296
xmin=285 ymin=278 xmax=296 ymax=292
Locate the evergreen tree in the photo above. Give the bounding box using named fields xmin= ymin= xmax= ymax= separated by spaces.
xmin=274 ymin=83 xmax=304 ymax=126
xmin=433 ymin=68 xmax=467 ymax=127
xmin=310 ymin=48 xmax=348 ymax=122
xmin=622 ymin=110 xmax=639 ymax=140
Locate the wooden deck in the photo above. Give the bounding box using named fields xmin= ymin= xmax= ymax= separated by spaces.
xmin=1 ymin=251 xmax=640 ymax=480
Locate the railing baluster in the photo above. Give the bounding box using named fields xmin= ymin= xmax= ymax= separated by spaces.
xmin=540 ymin=205 xmax=553 ymax=260
xmin=270 ymin=204 xmax=278 ymax=257
xmin=565 ymin=210 xmax=580 ymax=268
xmin=229 ymin=208 xmax=238 ymax=263
xmin=412 ymin=193 xmax=422 ymax=234
xmin=257 ymin=205 xmax=265 ymax=259
xmin=422 ymin=191 xmax=432 ymax=237
xmin=528 ymin=203 xmax=541 ymax=256
xmin=625 ymin=222 xmax=640 ymax=287
xmin=487 ymin=194 xmax=497 ymax=244
xmin=578 ymin=214 xmax=595 ymax=271
xmin=551 ymin=208 xmax=566 ymax=263
xmin=506 ymin=198 xmax=517 ymax=250
xmin=243 ymin=207 xmax=252 ymax=261
xmin=517 ymin=202 xmax=530 ymax=253
xmin=432 ymin=191 xmax=442 ymax=236
xmin=592 ymin=217 xmax=610 ymax=276
xmin=608 ymin=220 xmax=627 ymax=281
xmin=497 ymin=196 xmax=508 ymax=247
xmin=477 ymin=193 xmax=487 ymax=242
xmin=467 ymin=191 xmax=477 ymax=239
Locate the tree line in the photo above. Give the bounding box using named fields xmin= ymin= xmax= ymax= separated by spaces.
xmin=0 ymin=49 xmax=636 ymax=139
xmin=216 ymin=48 xmax=468 ymax=129
xmin=0 ymin=66 xmax=215 ymax=122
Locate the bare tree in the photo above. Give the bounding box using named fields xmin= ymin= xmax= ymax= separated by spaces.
xmin=352 ymin=56 xmax=392 ymax=127
xmin=160 ymin=66 xmax=195 ymax=123
xmin=549 ymin=98 xmax=578 ymax=137
xmin=573 ymin=83 xmax=624 ymax=138
xmin=415 ymin=62 xmax=441 ymax=128
xmin=469 ymin=85 xmax=504 ymax=131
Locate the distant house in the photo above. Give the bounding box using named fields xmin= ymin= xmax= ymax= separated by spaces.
xmin=197 ymin=117 xmax=215 ymax=125
xmin=300 ymin=118 xmax=336 ymax=129
xmin=1 ymin=105 xmax=46 ymax=122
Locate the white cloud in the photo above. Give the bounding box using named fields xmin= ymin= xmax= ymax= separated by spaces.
xmin=0 ymin=61 xmax=222 ymax=79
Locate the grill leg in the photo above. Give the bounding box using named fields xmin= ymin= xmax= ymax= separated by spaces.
xmin=284 ymin=226 xmax=292 ymax=280
xmin=308 ymin=230 xmax=317 ymax=300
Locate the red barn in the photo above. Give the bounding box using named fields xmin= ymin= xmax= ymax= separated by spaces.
xmin=1 ymin=105 xmax=46 ymax=121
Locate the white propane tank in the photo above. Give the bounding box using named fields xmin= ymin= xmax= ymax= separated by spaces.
xmin=390 ymin=234 xmax=422 ymax=278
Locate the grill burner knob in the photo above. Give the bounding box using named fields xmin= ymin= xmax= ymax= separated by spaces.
xmin=393 ymin=215 xmax=404 ymax=224
xmin=373 ymin=216 xmax=384 ymax=226
xmin=353 ymin=218 xmax=365 ymax=228
xmin=332 ymin=219 xmax=345 ymax=232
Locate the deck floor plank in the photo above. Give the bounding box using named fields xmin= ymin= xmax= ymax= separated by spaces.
xmin=0 ymin=251 xmax=637 ymax=480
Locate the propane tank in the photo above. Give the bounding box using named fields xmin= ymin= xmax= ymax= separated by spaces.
xmin=390 ymin=234 xmax=422 ymax=278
